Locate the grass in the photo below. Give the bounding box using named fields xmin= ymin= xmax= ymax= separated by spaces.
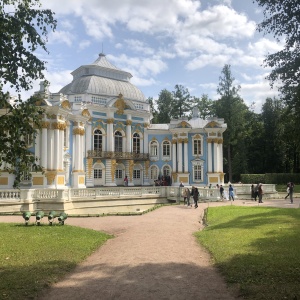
xmin=195 ymin=206 xmax=300 ymax=299
xmin=0 ymin=222 xmax=112 ymax=299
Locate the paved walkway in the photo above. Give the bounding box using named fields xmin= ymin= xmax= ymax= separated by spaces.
xmin=0 ymin=198 xmax=298 ymax=300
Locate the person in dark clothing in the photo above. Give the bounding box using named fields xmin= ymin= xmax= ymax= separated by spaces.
xmin=191 ymin=186 xmax=199 ymax=208
xmin=289 ymin=182 xmax=294 ymax=204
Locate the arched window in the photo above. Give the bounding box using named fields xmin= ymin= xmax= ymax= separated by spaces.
xmin=162 ymin=141 xmax=171 ymax=158
xmin=163 ymin=165 xmax=171 ymax=177
xmin=133 ymin=133 xmax=140 ymax=153
xmin=150 ymin=165 xmax=158 ymax=180
xmin=115 ymin=131 xmax=123 ymax=152
xmin=94 ymin=129 xmax=103 ymax=150
xmin=150 ymin=141 xmax=158 ymax=157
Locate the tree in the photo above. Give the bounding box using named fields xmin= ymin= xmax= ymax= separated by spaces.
xmin=155 ymin=89 xmax=174 ymax=123
xmin=193 ymin=94 xmax=216 ymax=119
xmin=255 ymin=0 xmax=300 ymax=104
xmin=214 ymin=64 xmax=248 ymax=182
xmin=171 ymin=84 xmax=193 ymax=119
xmin=0 ymin=0 xmax=56 ymax=187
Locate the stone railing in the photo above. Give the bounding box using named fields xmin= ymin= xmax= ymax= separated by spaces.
xmin=0 ymin=184 xmax=278 ymax=203
xmin=87 ymin=150 xmax=149 ymax=161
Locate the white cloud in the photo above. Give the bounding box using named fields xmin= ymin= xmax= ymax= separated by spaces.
xmin=48 ymin=30 xmax=75 ymax=46
xmin=79 ymin=40 xmax=91 ymax=51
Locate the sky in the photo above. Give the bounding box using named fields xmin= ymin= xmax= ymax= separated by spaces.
xmin=9 ymin=0 xmax=283 ymax=113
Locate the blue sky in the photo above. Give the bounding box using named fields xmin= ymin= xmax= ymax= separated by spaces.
xmin=11 ymin=0 xmax=283 ymax=113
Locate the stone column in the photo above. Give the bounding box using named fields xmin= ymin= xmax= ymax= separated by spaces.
xmin=184 ymin=138 xmax=188 ymax=173
xmin=53 ymin=122 xmax=60 ymax=171
xmin=126 ymin=119 xmax=132 ymax=152
xmin=213 ymin=139 xmax=218 ymax=173
xmin=47 ymin=125 xmax=54 ymax=171
xmin=172 ymin=139 xmax=177 ymax=172
xmin=207 ymin=138 xmax=213 ymax=172
xmin=219 ymin=138 xmax=224 ymax=172
xmin=178 ymin=139 xmax=183 ymax=173
xmin=107 ymin=118 xmax=114 ymax=152
xmin=41 ymin=122 xmax=48 ymax=169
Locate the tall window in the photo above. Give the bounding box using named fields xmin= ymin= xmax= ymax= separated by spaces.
xmin=194 ymin=165 xmax=202 ymax=180
xmin=115 ymin=169 xmax=123 ymax=179
xmin=133 ymin=133 xmax=140 ymax=153
xmin=133 ymin=169 xmax=141 ymax=179
xmin=162 ymin=141 xmax=170 ymax=157
xmin=94 ymin=169 xmax=102 ymax=179
xmin=163 ymin=165 xmax=171 ymax=177
xmin=150 ymin=165 xmax=158 ymax=180
xmin=115 ymin=131 xmax=123 ymax=152
xmin=94 ymin=129 xmax=103 ymax=150
xmin=150 ymin=141 xmax=158 ymax=157
xmin=193 ymin=137 xmax=202 ymax=156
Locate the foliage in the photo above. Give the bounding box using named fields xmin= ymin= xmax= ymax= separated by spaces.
xmin=196 ymin=206 xmax=300 ymax=299
xmin=214 ymin=64 xmax=248 ymax=182
xmin=240 ymin=174 xmax=266 ymax=184
xmin=155 ymin=89 xmax=174 ymax=123
xmin=171 ymin=84 xmax=193 ymax=118
xmin=255 ymin=0 xmax=300 ymax=103
xmin=0 ymin=0 xmax=56 ymax=187
xmin=0 ymin=94 xmax=45 ymax=187
xmin=193 ymin=94 xmax=216 ymax=119
xmin=0 ymin=222 xmax=112 ymax=299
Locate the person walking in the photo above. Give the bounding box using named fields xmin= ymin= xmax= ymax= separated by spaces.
xmin=251 ymin=184 xmax=255 ymax=200
xmin=229 ymin=184 xmax=235 ymax=201
xmin=183 ymin=187 xmax=191 ymax=207
xmin=289 ymin=182 xmax=294 ymax=204
xmin=284 ymin=182 xmax=290 ymax=199
xmin=124 ymin=175 xmax=128 ymax=186
xmin=254 ymin=183 xmax=259 ymax=201
xmin=220 ymin=185 xmax=224 ymax=200
xmin=258 ymin=183 xmax=264 ymax=203
xmin=191 ymin=186 xmax=199 ymax=208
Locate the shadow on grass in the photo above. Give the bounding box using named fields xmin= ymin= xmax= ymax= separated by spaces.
xmin=199 ymin=206 xmax=300 ymax=299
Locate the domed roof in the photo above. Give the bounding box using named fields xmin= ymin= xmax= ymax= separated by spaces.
xmin=59 ymin=53 xmax=146 ymax=102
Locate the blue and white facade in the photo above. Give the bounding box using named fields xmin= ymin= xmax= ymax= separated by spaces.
xmin=0 ymin=53 xmax=227 ymax=189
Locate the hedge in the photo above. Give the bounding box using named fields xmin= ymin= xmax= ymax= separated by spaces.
xmin=240 ymin=173 xmax=300 ymax=184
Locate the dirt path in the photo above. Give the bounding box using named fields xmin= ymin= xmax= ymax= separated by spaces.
xmin=1 ymin=199 xmax=298 ymax=300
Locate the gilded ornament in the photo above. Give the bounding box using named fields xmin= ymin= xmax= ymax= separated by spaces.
xmin=126 ymin=120 xmax=133 ymax=125
xmin=114 ymin=94 xmax=126 ymax=115
xmin=61 ymin=100 xmax=71 ymax=109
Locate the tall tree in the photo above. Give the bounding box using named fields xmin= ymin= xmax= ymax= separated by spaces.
xmin=155 ymin=89 xmax=173 ymax=123
xmin=214 ymin=64 xmax=248 ymax=182
xmin=255 ymin=0 xmax=300 ymax=105
xmin=193 ymin=94 xmax=216 ymax=119
xmin=171 ymin=84 xmax=193 ymax=119
xmin=0 ymin=0 xmax=56 ymax=187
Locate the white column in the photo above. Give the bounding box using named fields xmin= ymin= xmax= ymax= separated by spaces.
xmin=144 ymin=129 xmax=148 ymax=154
xmin=172 ymin=141 xmax=176 ymax=172
xmin=184 ymin=140 xmax=188 ymax=173
xmin=213 ymin=140 xmax=218 ymax=173
xmin=207 ymin=140 xmax=212 ymax=172
xmin=80 ymin=133 xmax=85 ymax=171
xmin=35 ymin=129 xmax=41 ymax=165
xmin=47 ymin=128 xmax=54 ymax=170
xmin=59 ymin=128 xmax=64 ymax=170
xmin=178 ymin=140 xmax=183 ymax=173
xmin=107 ymin=120 xmax=114 ymax=152
xmin=126 ymin=119 xmax=132 ymax=152
xmin=74 ymin=133 xmax=80 ymax=171
xmin=41 ymin=126 xmax=48 ymax=169
xmin=219 ymin=140 xmax=224 ymax=172
xmin=86 ymin=123 xmax=92 ymax=155
xmin=54 ymin=128 xmax=59 ymax=170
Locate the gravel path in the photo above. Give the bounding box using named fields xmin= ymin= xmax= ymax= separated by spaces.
xmin=1 ymin=199 xmax=298 ymax=300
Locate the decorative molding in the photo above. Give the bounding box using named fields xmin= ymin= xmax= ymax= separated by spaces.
xmin=126 ymin=120 xmax=132 ymax=125
xmin=111 ymin=159 xmax=116 ymax=182
xmin=107 ymin=118 xmax=114 ymax=124
xmin=87 ymin=158 xmax=93 ymax=178
xmin=41 ymin=121 xmax=50 ymax=129
xmin=143 ymin=122 xmax=149 ymax=128
xmin=73 ymin=128 xmax=85 ymax=135
xmin=61 ymin=100 xmax=71 ymax=109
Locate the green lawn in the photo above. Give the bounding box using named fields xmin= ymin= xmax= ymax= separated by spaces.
xmin=0 ymin=223 xmax=112 ymax=299
xmin=195 ymin=206 xmax=300 ymax=299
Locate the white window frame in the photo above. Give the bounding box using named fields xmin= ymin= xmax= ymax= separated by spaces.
xmin=192 ymin=135 xmax=203 ymax=156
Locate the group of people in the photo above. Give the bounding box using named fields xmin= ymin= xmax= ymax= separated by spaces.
xmin=181 ymin=185 xmax=199 ymax=209
xmin=251 ymin=183 xmax=264 ymax=203
xmin=217 ymin=183 xmax=235 ymax=201
xmin=154 ymin=175 xmax=172 ymax=186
